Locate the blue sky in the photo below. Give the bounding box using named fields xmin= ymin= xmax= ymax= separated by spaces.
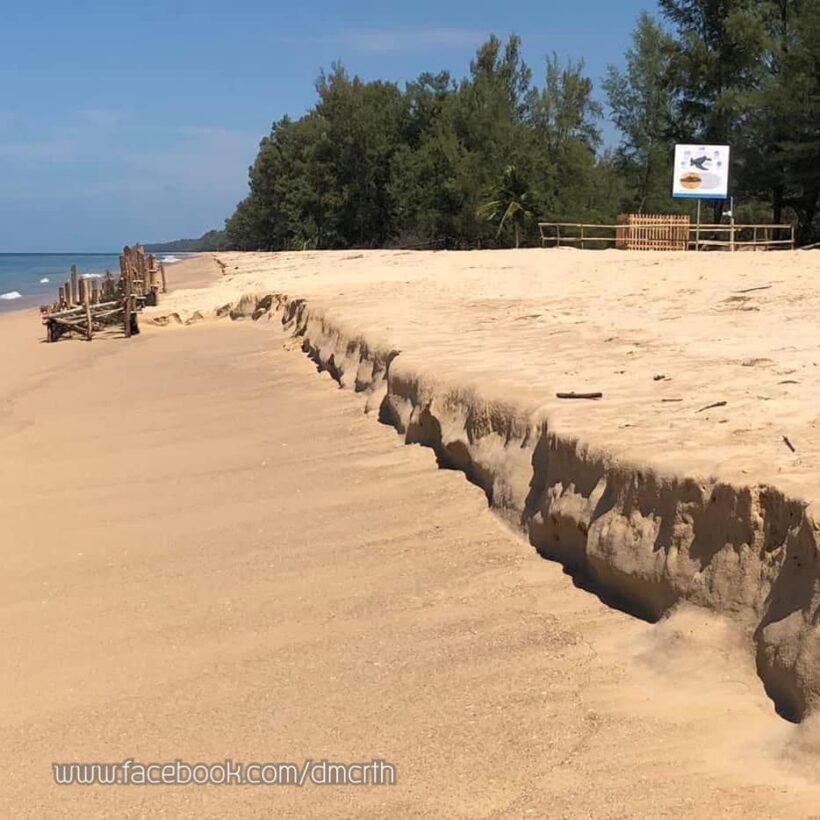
xmin=1 ymin=0 xmax=652 ymax=251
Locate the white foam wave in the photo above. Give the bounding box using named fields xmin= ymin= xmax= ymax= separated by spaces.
xmin=0 ymin=291 xmax=22 ymax=301
xmin=40 ymin=277 xmax=50 ymax=283
xmin=161 ymin=255 xmax=181 ymax=264
xmin=80 ymin=273 xmax=103 ymax=279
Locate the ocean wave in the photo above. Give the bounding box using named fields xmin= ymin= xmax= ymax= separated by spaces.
xmin=161 ymin=255 xmax=181 ymax=264
xmin=80 ymin=273 xmax=103 ymax=279
xmin=40 ymin=277 xmax=50 ymax=283
xmin=0 ymin=291 xmax=23 ymax=300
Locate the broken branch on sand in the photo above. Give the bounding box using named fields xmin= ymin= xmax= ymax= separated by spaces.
xmin=556 ymin=392 xmax=603 ymax=400
xmin=697 ymin=400 xmax=728 ymax=413
xmin=783 ymin=436 xmax=796 ymax=453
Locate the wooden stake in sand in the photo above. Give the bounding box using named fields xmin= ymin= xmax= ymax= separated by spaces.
xmin=70 ymin=265 xmax=78 ymax=305
xmin=84 ymin=282 xmax=92 ymax=341
xmin=124 ymin=263 xmax=133 ymax=339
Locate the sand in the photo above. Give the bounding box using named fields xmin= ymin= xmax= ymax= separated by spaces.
xmin=1 ymin=253 xmax=819 ymax=816
xmin=150 ymin=249 xmax=820 ymax=721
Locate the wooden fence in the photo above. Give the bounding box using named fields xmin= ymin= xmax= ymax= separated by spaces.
xmin=537 ymin=222 xmax=620 ymax=249
xmin=539 ymin=215 xmax=796 ymax=252
xmin=616 ymin=214 xmax=689 ymax=250
xmin=689 ymin=223 xmax=795 ymax=251
xmin=41 ymin=244 xmax=167 ymax=342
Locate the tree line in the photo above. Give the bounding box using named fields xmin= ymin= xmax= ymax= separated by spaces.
xmin=197 ymin=0 xmax=820 ymax=251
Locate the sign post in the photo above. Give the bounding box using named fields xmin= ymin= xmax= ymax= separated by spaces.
xmin=672 ymin=144 xmax=731 ymax=251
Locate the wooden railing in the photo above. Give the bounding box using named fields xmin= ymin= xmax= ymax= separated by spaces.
xmin=539 ymin=219 xmax=796 ymax=251
xmin=689 ymin=223 xmax=795 ymax=250
xmin=538 ymin=223 xmax=620 ymax=249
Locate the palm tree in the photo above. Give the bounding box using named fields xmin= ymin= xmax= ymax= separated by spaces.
xmin=477 ymin=165 xmax=534 ymax=248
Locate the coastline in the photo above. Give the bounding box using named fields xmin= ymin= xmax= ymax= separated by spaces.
xmin=0 ymin=253 xmax=124 ymax=315
xmin=2 ymin=251 xmax=820 ymax=815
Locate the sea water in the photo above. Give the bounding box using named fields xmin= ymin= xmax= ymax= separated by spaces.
xmin=0 ymin=254 xmax=122 ymax=313
xmin=0 ymin=253 xmax=185 ymax=312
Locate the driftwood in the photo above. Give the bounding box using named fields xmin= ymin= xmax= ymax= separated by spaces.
xmin=783 ymin=436 xmax=796 ymax=453
xmin=556 ymin=392 xmax=603 ymax=400
xmin=697 ymin=401 xmax=728 ymax=413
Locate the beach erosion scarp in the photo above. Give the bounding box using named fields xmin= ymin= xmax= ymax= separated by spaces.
xmin=149 ymin=248 xmax=820 ymax=722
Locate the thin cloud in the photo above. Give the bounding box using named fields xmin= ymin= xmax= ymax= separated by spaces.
xmin=316 ymin=26 xmax=487 ymax=56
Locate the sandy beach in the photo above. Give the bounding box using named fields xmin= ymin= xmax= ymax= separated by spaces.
xmin=2 ymin=253 xmax=820 ymax=817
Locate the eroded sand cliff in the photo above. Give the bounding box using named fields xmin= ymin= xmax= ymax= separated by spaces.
xmin=150 ymin=248 xmax=820 ymax=721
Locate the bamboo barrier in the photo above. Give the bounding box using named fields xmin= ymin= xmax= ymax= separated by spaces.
xmin=540 ymin=216 xmax=796 ymax=252
xmin=41 ymin=243 xmax=156 ymax=342
xmin=616 ymin=214 xmax=689 ymax=250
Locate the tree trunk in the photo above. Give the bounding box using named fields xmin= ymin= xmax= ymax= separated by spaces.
xmin=772 ymin=184 xmax=784 ymax=225
xmin=515 ymin=222 xmax=520 ymax=249
xmin=798 ymin=184 xmax=819 ymax=245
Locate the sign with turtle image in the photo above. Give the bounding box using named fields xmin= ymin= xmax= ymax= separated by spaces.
xmin=672 ymin=144 xmax=730 ymax=199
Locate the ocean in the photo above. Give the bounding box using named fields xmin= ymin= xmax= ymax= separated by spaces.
xmin=0 ymin=253 xmax=183 ymax=313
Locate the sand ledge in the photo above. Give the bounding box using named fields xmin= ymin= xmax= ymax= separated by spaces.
xmin=151 ymin=285 xmax=820 ymax=723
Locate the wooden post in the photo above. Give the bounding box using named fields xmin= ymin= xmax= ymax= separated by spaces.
xmin=124 ymin=264 xmax=132 ymax=339
xmin=70 ymin=265 xmax=78 ymax=305
xmin=160 ymin=263 xmax=167 ymax=293
xmin=84 ymin=281 xmax=93 ymax=341
xmin=78 ymin=277 xmax=86 ymax=306
xmin=58 ymin=286 xmax=66 ymax=308
xmin=580 ymin=225 xmax=585 ymax=250
xmin=91 ymin=279 xmax=100 ymax=304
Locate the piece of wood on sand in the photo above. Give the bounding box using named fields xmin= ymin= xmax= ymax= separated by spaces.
xmin=697 ymin=400 xmax=728 ymax=413
xmin=556 ymin=392 xmax=603 ymax=400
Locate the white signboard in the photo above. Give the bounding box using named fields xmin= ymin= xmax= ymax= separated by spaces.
xmin=672 ymin=144 xmax=730 ymax=200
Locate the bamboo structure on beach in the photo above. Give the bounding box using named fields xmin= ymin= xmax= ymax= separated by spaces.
xmin=538 ymin=215 xmax=795 ymax=251
xmin=41 ymin=244 xmax=167 ymax=343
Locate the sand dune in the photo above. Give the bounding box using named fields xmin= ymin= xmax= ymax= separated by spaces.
xmin=2 ymin=252 xmax=820 ymax=816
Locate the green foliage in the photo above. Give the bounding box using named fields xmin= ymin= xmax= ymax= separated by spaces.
xmin=604 ymin=13 xmax=679 ymax=212
xmin=223 ymin=35 xmax=608 ymax=251
xmin=217 ymin=15 xmax=819 ymax=250
xmin=478 ymin=165 xmax=534 ymax=248
xmin=146 ymin=229 xmax=227 ymax=253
